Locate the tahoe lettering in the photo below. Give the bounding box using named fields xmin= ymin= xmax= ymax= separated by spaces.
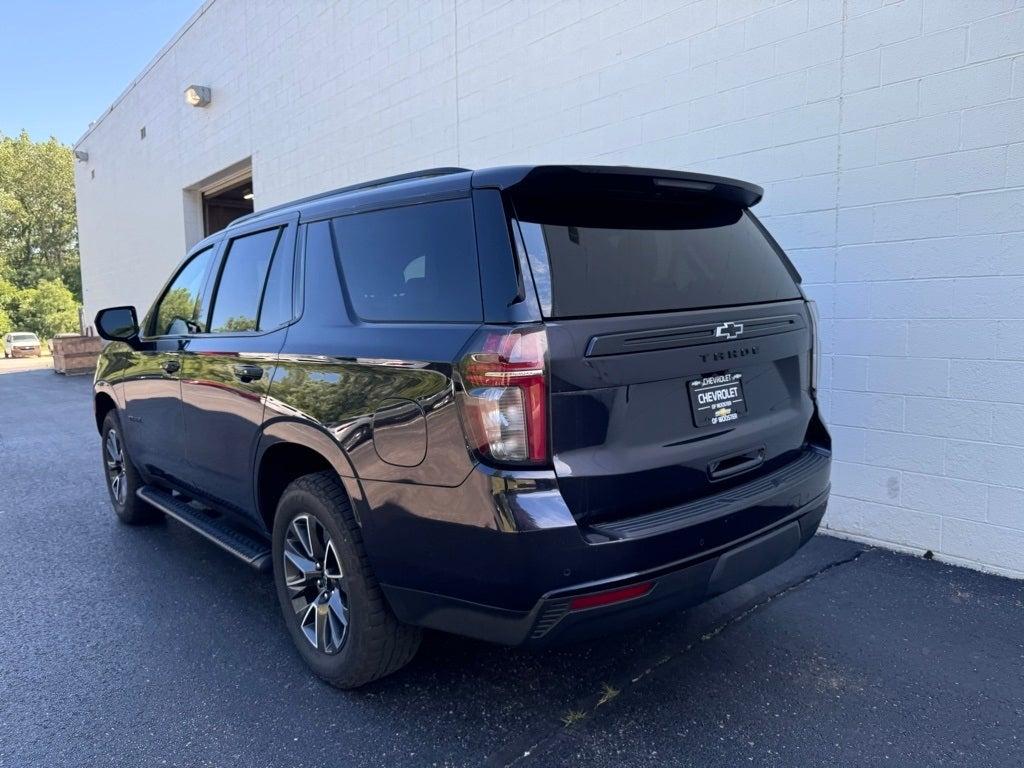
xmin=699 ymin=345 xmax=759 ymax=364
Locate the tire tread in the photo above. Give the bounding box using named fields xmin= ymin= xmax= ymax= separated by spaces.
xmin=283 ymin=470 xmax=420 ymax=687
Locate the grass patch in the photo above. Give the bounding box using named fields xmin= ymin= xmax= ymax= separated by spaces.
xmin=597 ymin=682 xmax=620 ymax=706
xmin=561 ymin=710 xmax=587 ymax=728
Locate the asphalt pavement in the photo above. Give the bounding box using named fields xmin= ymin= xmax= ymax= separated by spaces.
xmin=1 ymin=366 xmax=1021 ymax=767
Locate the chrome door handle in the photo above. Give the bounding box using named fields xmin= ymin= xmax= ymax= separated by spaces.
xmin=232 ymin=364 xmax=263 ymax=383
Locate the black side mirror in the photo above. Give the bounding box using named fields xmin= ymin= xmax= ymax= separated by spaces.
xmin=95 ymin=306 xmax=140 ymax=344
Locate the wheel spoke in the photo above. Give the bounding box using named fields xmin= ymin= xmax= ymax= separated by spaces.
xmin=327 ymin=588 xmax=348 ymax=631
xmin=283 ymin=547 xmax=319 ymax=590
xmin=112 ymin=471 xmax=127 ymax=504
xmin=288 ymin=515 xmax=315 ymax=559
xmin=307 ymin=519 xmax=327 ymax=562
xmin=299 ymin=602 xmax=318 ymax=648
xmin=323 ymin=539 xmax=343 ymax=581
xmin=105 ymin=431 xmax=122 ymax=465
xmin=314 ymin=601 xmax=329 ymax=652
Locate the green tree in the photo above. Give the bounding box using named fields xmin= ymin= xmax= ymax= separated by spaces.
xmin=13 ymin=278 xmax=79 ymax=338
xmin=0 ymin=274 xmax=16 ymax=335
xmin=0 ymin=131 xmax=81 ymax=299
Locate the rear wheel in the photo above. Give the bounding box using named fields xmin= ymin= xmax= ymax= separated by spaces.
xmin=272 ymin=471 xmax=421 ymax=688
xmin=101 ymin=412 xmax=160 ymax=525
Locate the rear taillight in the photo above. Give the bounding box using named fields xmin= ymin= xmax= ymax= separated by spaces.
xmin=806 ymin=298 xmax=820 ymax=394
xmin=457 ymin=326 xmax=549 ymax=466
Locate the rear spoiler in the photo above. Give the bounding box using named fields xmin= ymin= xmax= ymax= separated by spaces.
xmin=471 ymin=165 xmax=763 ymax=208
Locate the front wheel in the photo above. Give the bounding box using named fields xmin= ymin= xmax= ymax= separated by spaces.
xmin=272 ymin=471 xmax=421 ymax=688
xmin=101 ymin=412 xmax=160 ymax=525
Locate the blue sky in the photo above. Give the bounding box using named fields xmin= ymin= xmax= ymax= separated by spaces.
xmin=0 ymin=0 xmax=201 ymax=145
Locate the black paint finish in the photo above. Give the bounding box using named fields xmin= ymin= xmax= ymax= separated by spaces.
xmin=93 ymin=165 xmax=831 ymax=644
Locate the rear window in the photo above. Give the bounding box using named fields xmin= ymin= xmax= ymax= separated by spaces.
xmin=513 ymin=195 xmax=801 ymax=318
xmin=333 ymin=199 xmax=481 ymax=323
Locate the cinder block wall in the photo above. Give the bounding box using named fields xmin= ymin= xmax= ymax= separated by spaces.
xmin=75 ymin=0 xmax=1024 ymax=576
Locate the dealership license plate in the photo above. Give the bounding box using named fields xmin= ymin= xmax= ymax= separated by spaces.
xmin=688 ymin=372 xmax=747 ymax=427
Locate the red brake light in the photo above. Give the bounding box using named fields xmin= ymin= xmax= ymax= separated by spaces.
xmin=457 ymin=327 xmax=549 ymax=465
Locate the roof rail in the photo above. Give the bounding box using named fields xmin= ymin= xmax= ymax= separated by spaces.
xmin=227 ymin=166 xmax=472 ymax=228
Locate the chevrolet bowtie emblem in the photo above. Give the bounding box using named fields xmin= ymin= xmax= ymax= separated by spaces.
xmin=714 ymin=321 xmax=744 ymax=340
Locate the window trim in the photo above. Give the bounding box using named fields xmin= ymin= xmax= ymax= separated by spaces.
xmin=205 ymin=223 xmax=283 ymax=335
xmin=142 ymin=241 xmax=221 ymax=341
xmin=200 ymin=213 xmax=301 ymax=338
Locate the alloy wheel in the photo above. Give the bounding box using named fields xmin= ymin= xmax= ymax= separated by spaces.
xmin=283 ymin=514 xmax=349 ymax=654
xmin=104 ymin=429 xmax=128 ymax=505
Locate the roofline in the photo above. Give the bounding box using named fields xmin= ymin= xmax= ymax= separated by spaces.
xmin=223 ymin=164 xmax=765 ymax=231
xmin=75 ymin=0 xmax=219 ymax=148
xmin=226 ymin=167 xmax=472 ymax=229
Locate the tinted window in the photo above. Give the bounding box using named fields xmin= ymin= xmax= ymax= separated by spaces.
xmin=333 ymin=199 xmax=481 ymax=322
xmin=153 ymin=246 xmax=216 ymax=335
xmin=302 ymin=221 xmax=346 ymax=321
xmin=257 ymin=236 xmax=294 ymax=330
xmin=208 ymin=228 xmax=282 ymax=333
xmin=514 ymin=196 xmax=801 ymax=318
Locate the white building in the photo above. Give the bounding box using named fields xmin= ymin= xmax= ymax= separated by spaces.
xmin=74 ymin=0 xmax=1024 ymax=578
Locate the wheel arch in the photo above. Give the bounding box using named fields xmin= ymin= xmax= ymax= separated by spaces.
xmin=94 ymin=391 xmax=118 ymax=434
xmin=254 ymin=420 xmax=363 ymax=534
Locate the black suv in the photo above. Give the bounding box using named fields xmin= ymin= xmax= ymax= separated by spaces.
xmin=94 ymin=166 xmax=830 ymax=688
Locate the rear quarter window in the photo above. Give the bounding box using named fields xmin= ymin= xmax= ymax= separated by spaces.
xmin=513 ymin=195 xmax=801 ymax=318
xmin=332 ymin=199 xmax=481 ymax=323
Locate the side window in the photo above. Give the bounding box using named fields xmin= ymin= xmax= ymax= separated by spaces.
xmin=333 ymin=199 xmax=481 ymax=322
xmin=208 ymin=227 xmax=282 ymax=333
xmin=302 ymin=220 xmax=346 ymax=321
xmin=153 ymin=246 xmax=216 ymax=336
xmin=256 ymin=234 xmax=294 ymax=331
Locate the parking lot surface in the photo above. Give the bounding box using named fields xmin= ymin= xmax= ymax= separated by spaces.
xmin=0 ymin=355 xmax=52 ymax=374
xmin=1 ymin=368 xmax=1021 ymax=767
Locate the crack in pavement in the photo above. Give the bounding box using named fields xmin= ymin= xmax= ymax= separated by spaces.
xmin=494 ymin=545 xmax=872 ymax=768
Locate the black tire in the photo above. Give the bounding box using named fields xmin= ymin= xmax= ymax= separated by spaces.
xmin=272 ymin=471 xmax=421 ymax=688
xmin=100 ymin=412 xmax=161 ymax=525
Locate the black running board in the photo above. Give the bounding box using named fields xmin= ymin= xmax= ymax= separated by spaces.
xmin=137 ymin=486 xmax=272 ymax=572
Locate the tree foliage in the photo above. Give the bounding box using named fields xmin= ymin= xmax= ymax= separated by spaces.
xmin=0 ymin=131 xmax=82 ymax=337
xmin=12 ymin=279 xmax=79 ymax=339
xmin=0 ymin=274 xmax=16 ymax=336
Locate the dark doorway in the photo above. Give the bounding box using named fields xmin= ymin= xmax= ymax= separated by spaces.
xmin=203 ymin=179 xmax=254 ymax=235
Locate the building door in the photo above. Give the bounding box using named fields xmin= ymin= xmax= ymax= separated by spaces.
xmin=202 ymin=178 xmax=254 ymax=236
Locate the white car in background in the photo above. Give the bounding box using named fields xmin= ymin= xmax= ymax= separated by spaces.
xmin=3 ymin=332 xmax=42 ymax=358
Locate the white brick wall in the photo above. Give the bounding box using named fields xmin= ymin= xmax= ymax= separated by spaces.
xmin=75 ymin=0 xmax=1024 ymax=578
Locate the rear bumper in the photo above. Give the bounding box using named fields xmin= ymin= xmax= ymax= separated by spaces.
xmin=384 ymin=490 xmax=827 ymax=646
xmin=376 ymin=446 xmax=831 ymax=646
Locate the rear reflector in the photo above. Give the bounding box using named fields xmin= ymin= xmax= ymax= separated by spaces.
xmin=568 ymin=581 xmax=654 ymax=611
